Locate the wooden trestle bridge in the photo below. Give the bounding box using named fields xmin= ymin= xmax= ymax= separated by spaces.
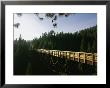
xmin=37 ymin=49 xmax=97 ymax=65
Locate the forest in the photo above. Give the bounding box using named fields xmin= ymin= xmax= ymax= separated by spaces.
xmin=14 ymin=25 xmax=97 ymax=75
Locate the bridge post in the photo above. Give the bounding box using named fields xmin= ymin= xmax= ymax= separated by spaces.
xmin=55 ymin=51 xmax=56 ymax=56
xmin=93 ymin=53 xmax=97 ymax=65
xmin=69 ymin=52 xmax=70 ymax=59
xmin=48 ymin=50 xmax=50 ymax=56
xmin=84 ymin=53 xmax=86 ymax=63
xmin=60 ymin=51 xmax=63 ymax=58
xmin=63 ymin=52 xmax=64 ymax=58
xmin=58 ymin=51 xmax=59 ymax=57
xmin=78 ymin=53 xmax=80 ymax=62
xmin=73 ymin=52 xmax=75 ymax=61
xmin=60 ymin=51 xmax=61 ymax=58
xmin=53 ymin=51 xmax=55 ymax=56
xmin=66 ymin=52 xmax=67 ymax=59
xmin=52 ymin=51 xmax=53 ymax=56
xmin=92 ymin=54 xmax=93 ymax=65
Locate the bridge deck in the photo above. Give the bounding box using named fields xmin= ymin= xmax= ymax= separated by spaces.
xmin=37 ymin=49 xmax=97 ymax=65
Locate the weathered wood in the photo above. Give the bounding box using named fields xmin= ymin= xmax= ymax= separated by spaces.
xmin=36 ymin=49 xmax=97 ymax=65
xmin=85 ymin=53 xmax=93 ymax=65
xmin=79 ymin=52 xmax=85 ymax=63
xmin=93 ymin=53 xmax=97 ymax=63
xmin=74 ymin=52 xmax=80 ymax=62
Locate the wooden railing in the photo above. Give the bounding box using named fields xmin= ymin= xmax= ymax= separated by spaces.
xmin=37 ymin=49 xmax=97 ymax=65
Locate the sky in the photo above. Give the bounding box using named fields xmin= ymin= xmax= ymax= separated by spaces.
xmin=14 ymin=13 xmax=97 ymax=40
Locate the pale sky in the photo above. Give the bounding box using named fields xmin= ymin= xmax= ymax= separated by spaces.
xmin=14 ymin=13 xmax=97 ymax=40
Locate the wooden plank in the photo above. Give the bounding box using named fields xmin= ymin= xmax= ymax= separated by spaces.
xmin=93 ymin=53 xmax=97 ymax=64
xmin=85 ymin=53 xmax=93 ymax=65
xmin=79 ymin=52 xmax=85 ymax=63
xmin=94 ymin=53 xmax=97 ymax=63
xmin=74 ymin=52 xmax=79 ymax=62
xmin=70 ymin=52 xmax=74 ymax=60
xmin=36 ymin=49 xmax=97 ymax=65
xmin=67 ymin=52 xmax=70 ymax=59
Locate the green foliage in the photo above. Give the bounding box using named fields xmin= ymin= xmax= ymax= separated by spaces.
xmin=32 ymin=26 xmax=97 ymax=53
xmin=14 ymin=26 xmax=97 ymax=75
xmin=14 ymin=35 xmax=30 ymax=75
xmin=35 ymin=13 xmax=73 ymax=28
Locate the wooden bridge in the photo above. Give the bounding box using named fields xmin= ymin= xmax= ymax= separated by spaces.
xmin=37 ymin=49 xmax=97 ymax=65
